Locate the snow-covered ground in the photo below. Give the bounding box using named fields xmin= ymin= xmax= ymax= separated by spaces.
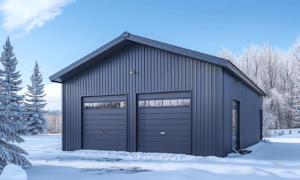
xmin=272 ymin=128 xmax=300 ymax=135
xmin=15 ymin=130 xmax=300 ymax=180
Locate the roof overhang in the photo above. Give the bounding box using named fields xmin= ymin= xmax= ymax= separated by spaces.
xmin=225 ymin=62 xmax=266 ymax=96
xmin=49 ymin=31 xmax=266 ymax=96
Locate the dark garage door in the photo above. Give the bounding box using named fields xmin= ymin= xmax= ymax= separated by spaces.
xmin=82 ymin=95 xmax=127 ymax=151
xmin=137 ymin=92 xmax=191 ymax=154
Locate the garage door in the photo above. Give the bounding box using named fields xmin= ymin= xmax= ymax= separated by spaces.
xmin=137 ymin=92 xmax=191 ymax=154
xmin=82 ymin=95 xmax=127 ymax=151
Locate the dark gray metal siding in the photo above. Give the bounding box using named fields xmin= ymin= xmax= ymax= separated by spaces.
xmin=62 ymin=43 xmax=223 ymax=156
xmin=222 ymin=71 xmax=263 ymax=156
xmin=51 ymin=32 xmax=266 ymax=98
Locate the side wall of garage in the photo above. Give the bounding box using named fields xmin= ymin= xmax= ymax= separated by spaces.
xmin=222 ymin=71 xmax=263 ymax=156
xmin=62 ymin=43 xmax=223 ymax=156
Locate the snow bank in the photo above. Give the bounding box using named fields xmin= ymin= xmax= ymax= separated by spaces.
xmin=271 ymin=128 xmax=300 ymax=136
xmin=0 ymin=164 xmax=27 ymax=180
xmin=227 ymin=153 xmax=241 ymax=158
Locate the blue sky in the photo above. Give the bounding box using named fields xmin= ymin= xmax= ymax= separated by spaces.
xmin=0 ymin=0 xmax=299 ymax=88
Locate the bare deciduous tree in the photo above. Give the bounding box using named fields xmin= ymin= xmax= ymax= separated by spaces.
xmin=46 ymin=113 xmax=62 ymax=134
xmin=218 ymin=42 xmax=300 ymax=130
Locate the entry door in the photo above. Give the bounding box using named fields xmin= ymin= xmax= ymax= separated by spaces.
xmin=259 ymin=110 xmax=262 ymax=140
xmin=137 ymin=92 xmax=191 ymax=154
xmin=82 ymin=95 xmax=127 ymax=151
xmin=232 ymin=100 xmax=240 ymax=150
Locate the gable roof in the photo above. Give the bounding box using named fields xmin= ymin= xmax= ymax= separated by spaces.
xmin=49 ymin=31 xmax=266 ymax=96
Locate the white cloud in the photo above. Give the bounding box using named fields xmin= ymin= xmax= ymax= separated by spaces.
xmin=19 ymin=83 xmax=61 ymax=111
xmin=0 ymin=0 xmax=74 ymax=36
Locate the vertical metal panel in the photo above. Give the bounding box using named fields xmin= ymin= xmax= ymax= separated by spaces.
xmin=167 ymin=53 xmax=171 ymax=91
xmin=138 ymin=45 xmax=142 ymax=93
xmin=79 ymin=74 xmax=83 ymax=149
xmin=217 ymin=67 xmax=223 ymax=157
xmin=222 ymin=71 xmax=263 ymax=156
xmin=196 ymin=61 xmax=201 ymax=155
xmin=132 ymin=45 xmax=137 ymax=152
xmin=211 ymin=65 xmax=216 ymax=155
xmin=67 ymin=81 xmax=70 ymax=150
xmin=62 ymin=43 xmax=224 ymax=157
xmin=191 ymin=59 xmax=196 ymax=154
xmin=207 ymin=64 xmax=212 ymax=155
xmin=203 ymin=63 xmax=208 ymax=155
xmin=62 ymin=83 xmax=65 ymax=150
xmin=154 ymin=49 xmax=157 ymax=91
xmin=152 ymin=49 xmax=156 ymax=92
xmin=181 ymin=57 xmax=185 ymax=90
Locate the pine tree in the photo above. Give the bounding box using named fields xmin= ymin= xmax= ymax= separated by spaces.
xmin=25 ymin=61 xmax=48 ymax=135
xmin=0 ymin=37 xmax=31 ymax=172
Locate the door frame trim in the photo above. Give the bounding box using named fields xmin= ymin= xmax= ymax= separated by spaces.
xmin=136 ymin=90 xmax=192 ymax=95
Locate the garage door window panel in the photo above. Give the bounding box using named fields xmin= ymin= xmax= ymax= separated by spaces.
xmin=163 ymin=100 xmax=170 ymax=106
xmin=156 ymin=100 xmax=163 ymax=107
xmin=139 ymin=99 xmax=190 ymax=107
xmin=170 ymin=99 xmax=177 ymax=106
xmin=84 ymin=101 xmax=125 ymax=109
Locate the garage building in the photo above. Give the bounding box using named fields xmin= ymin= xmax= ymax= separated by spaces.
xmin=49 ymin=32 xmax=266 ymax=157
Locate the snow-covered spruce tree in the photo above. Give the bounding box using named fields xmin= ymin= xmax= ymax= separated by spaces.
xmin=0 ymin=37 xmax=26 ymax=135
xmin=0 ymin=37 xmax=31 ymax=172
xmin=24 ymin=61 xmax=48 ymax=135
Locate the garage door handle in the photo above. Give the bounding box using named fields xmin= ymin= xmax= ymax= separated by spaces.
xmin=160 ymin=132 xmax=166 ymax=135
xmin=102 ymin=131 xmax=107 ymax=134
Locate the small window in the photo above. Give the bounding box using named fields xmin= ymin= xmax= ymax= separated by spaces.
xmin=163 ymin=100 xmax=171 ymax=106
xmin=103 ymin=103 xmax=108 ymax=108
xmin=170 ymin=99 xmax=177 ymax=106
xmin=120 ymin=101 xmax=126 ymax=108
xmin=181 ymin=99 xmax=190 ymax=106
xmin=139 ymin=100 xmax=151 ymax=107
xmin=232 ymin=109 xmax=237 ymax=131
xmin=89 ymin=103 xmax=94 ymax=109
xmin=144 ymin=100 xmax=149 ymax=107
xmin=110 ymin=102 xmax=117 ymax=108
xmin=84 ymin=103 xmax=90 ymax=109
xmin=178 ymin=99 xmax=184 ymax=106
xmin=99 ymin=102 xmax=105 ymax=108
xmin=149 ymin=100 xmax=156 ymax=107
xmin=94 ymin=103 xmax=99 ymax=108
xmin=106 ymin=102 xmax=112 ymax=108
xmin=139 ymin=100 xmax=146 ymax=107
xmin=156 ymin=100 xmax=162 ymax=107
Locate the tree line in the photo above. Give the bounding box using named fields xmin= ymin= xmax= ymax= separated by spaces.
xmin=218 ymin=41 xmax=300 ymax=130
